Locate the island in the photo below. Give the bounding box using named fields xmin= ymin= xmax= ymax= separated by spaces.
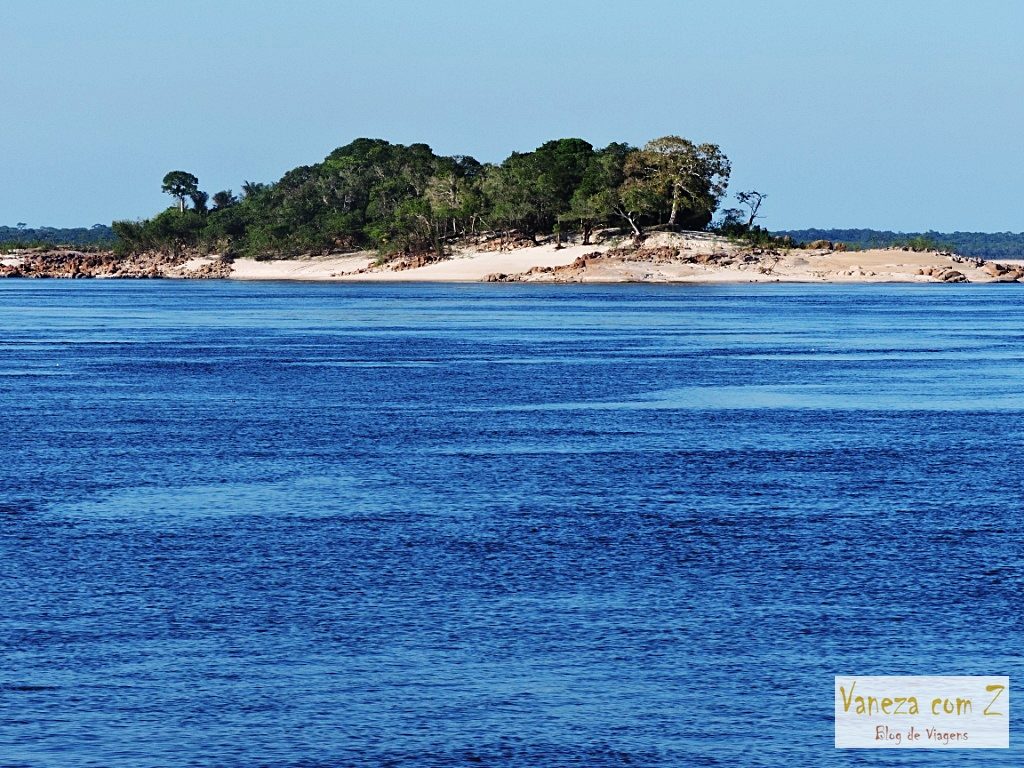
xmin=2 ymin=135 xmax=1021 ymax=283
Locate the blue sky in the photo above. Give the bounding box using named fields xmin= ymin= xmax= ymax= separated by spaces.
xmin=2 ymin=0 xmax=1021 ymax=230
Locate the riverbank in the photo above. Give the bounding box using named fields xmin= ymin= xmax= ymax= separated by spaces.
xmin=3 ymin=233 xmax=1021 ymax=283
xmin=0 ymin=249 xmax=231 ymax=279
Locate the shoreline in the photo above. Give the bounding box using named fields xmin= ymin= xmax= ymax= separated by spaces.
xmin=3 ymin=233 xmax=1022 ymax=284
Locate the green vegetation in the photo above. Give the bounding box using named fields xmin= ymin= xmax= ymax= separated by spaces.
xmin=776 ymin=229 xmax=1024 ymax=260
xmin=715 ymin=190 xmax=793 ymax=248
xmin=112 ymin=136 xmax=733 ymax=259
xmin=161 ymin=171 xmax=201 ymax=213
xmin=895 ymin=234 xmax=952 ymax=252
xmin=0 ymin=224 xmax=115 ymax=250
xmin=9 ymin=154 xmax=1023 ymax=263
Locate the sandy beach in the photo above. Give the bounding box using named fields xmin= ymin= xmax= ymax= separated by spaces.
xmin=219 ymin=232 xmax=1019 ymax=284
xmin=226 ymin=242 xmax=604 ymax=282
xmin=3 ymin=233 xmax=1019 ymax=283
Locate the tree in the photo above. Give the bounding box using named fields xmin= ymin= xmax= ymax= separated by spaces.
xmin=482 ymin=157 xmax=552 ymax=243
xmin=190 ymin=189 xmax=209 ymax=214
xmin=562 ymin=142 xmax=632 ymax=243
xmin=531 ymin=138 xmax=594 ymax=211
xmin=735 ymin=190 xmax=766 ymax=227
xmin=111 ymin=220 xmax=150 ymax=254
xmin=616 ymin=169 xmax=661 ymax=237
xmin=149 ymin=208 xmax=204 ymax=257
xmin=162 ymin=171 xmax=200 ymax=213
xmin=241 ymin=180 xmax=267 ymax=198
xmin=624 ymin=137 xmax=731 ymax=229
xmin=212 ymin=190 xmax=238 ymax=210
xmin=425 ymin=155 xmax=484 ymax=239
xmin=125 ymin=134 xmax=740 ymax=259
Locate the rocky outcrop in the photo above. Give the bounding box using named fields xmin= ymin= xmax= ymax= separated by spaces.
xmin=980 ymin=262 xmax=1024 ymax=282
xmin=916 ymin=266 xmax=969 ymax=283
xmin=386 ymin=252 xmax=454 ymax=271
xmin=471 ymin=233 xmax=537 ymax=252
xmin=0 ymin=249 xmax=232 ymax=279
xmin=180 ymin=259 xmax=233 ymax=279
xmin=596 ymin=244 xmax=743 ymax=267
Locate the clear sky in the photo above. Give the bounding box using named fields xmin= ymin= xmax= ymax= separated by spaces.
xmin=2 ymin=0 xmax=1021 ymax=231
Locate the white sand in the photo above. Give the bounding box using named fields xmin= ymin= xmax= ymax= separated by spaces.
xmin=216 ymin=234 xmax=1011 ymax=284
xmin=549 ymin=247 xmax=991 ymax=284
xmin=227 ymin=243 xmax=604 ymax=282
xmin=229 ymin=253 xmax=376 ymax=280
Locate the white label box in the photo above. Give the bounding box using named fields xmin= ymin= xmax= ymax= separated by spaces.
xmin=835 ymin=676 xmax=1009 ymax=748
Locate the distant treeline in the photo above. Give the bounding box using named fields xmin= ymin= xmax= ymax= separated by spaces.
xmin=112 ymin=136 xmax=739 ymax=259
xmin=776 ymin=229 xmax=1024 ymax=260
xmin=0 ymin=224 xmax=115 ymax=249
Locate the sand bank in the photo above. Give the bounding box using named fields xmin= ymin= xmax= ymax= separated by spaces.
xmin=2 ymin=233 xmax=1016 ymax=283
xmin=227 ymin=242 xmax=602 ymax=282
xmin=222 ymin=233 xmax=1015 ymax=284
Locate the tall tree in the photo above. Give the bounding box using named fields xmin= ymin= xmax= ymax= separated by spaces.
xmin=625 ymin=137 xmax=731 ymax=229
xmin=531 ymin=138 xmax=594 ymax=211
xmin=161 ymin=171 xmax=200 ymax=213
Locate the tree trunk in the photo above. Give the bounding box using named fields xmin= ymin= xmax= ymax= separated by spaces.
xmin=668 ymin=184 xmax=679 ymax=227
xmin=614 ymin=206 xmax=642 ymax=238
xmin=626 ymin=215 xmax=641 ymax=237
xmin=178 ymin=197 xmax=185 ymax=213
xmin=582 ymin=222 xmax=592 ymax=245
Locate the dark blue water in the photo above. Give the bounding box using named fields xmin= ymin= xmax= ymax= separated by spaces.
xmin=2 ymin=281 xmax=1022 ymax=767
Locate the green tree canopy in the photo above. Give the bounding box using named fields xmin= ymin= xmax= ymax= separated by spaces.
xmin=211 ymin=190 xmax=238 ymax=210
xmin=161 ymin=171 xmax=200 ymax=213
xmin=118 ymin=135 xmax=737 ymax=258
xmin=622 ymin=137 xmax=731 ymax=231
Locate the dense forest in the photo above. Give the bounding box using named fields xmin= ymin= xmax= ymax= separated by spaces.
xmin=110 ymin=136 xmax=738 ymax=259
xmin=0 ymin=224 xmax=114 ymax=249
xmin=776 ymin=229 xmax=1024 ymax=260
xmin=11 ymin=148 xmax=1020 ymax=261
